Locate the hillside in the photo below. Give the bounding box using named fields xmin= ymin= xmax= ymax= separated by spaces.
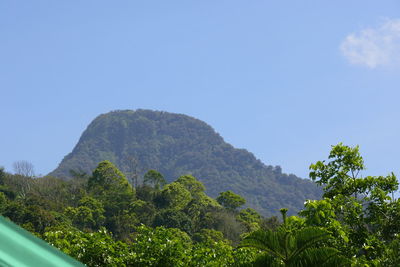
xmin=50 ymin=109 xmax=321 ymax=216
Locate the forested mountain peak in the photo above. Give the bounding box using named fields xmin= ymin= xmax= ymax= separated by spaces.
xmin=51 ymin=109 xmax=321 ymax=216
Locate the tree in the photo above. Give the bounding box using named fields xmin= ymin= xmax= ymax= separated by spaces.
xmin=240 ymin=226 xmax=350 ymax=266
xmin=69 ymin=169 xmax=89 ymax=180
xmin=260 ymin=216 xmax=281 ymax=231
xmin=87 ymin=161 xmax=136 ymax=235
xmin=0 ymin=167 xmax=6 ymax=185
xmin=88 ymin=161 xmax=135 ymax=211
xmin=0 ymin=168 xmax=15 ymax=200
xmin=44 ymin=227 xmax=130 ymax=267
xmin=143 ymin=169 xmax=166 ymax=190
xmin=309 ymin=143 xmax=365 ymax=199
xmin=124 ymin=156 xmax=141 ymax=188
xmin=183 ymin=194 xmax=221 ymax=233
xmin=153 ymin=209 xmax=193 ymax=234
xmin=0 ymin=192 xmax=8 ymax=214
xmin=175 ymin=175 xmax=205 ymax=199
xmin=131 ymin=199 xmax=156 ymax=225
xmin=156 ymin=182 xmax=191 ymax=210
xmin=207 ymin=210 xmax=247 ymax=243
xmin=237 ymin=208 xmax=262 ymax=232
xmin=191 ymin=239 xmax=235 ymax=267
xmin=307 ymin=143 xmax=400 ymax=263
xmin=299 ymin=199 xmax=349 ymax=247
xmin=129 ymin=225 xmax=192 ymax=266
xmin=192 ymin=228 xmax=226 ymax=244
xmin=64 ymin=196 xmax=105 ymax=230
xmin=29 ymin=176 xmax=72 ymax=211
xmin=13 ymin=160 xmax=35 ymax=177
xmin=216 ymin=190 xmax=246 ymax=211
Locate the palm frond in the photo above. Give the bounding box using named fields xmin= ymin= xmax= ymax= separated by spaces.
xmin=239 ymin=226 xmax=350 ymax=266
xmin=239 ymin=229 xmax=285 ymax=260
xmin=292 ymin=247 xmax=351 ymax=267
xmin=289 ymin=227 xmax=330 ymax=260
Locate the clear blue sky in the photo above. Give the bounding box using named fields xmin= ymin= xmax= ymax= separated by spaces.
xmin=1 ymin=1 xmax=400 ymax=180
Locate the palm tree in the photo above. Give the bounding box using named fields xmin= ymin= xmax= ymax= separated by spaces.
xmin=239 ymin=210 xmax=350 ymax=266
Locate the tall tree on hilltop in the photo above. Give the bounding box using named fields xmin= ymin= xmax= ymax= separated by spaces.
xmin=87 ymin=161 xmax=136 ymax=236
xmin=217 ymin=190 xmax=246 ymax=212
xmin=143 ymin=170 xmax=166 ymax=190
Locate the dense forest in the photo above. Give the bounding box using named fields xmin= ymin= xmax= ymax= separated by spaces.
xmin=50 ymin=109 xmax=321 ymax=216
xmin=1 ymin=143 xmax=400 ymax=266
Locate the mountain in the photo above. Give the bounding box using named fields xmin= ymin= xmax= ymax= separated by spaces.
xmin=50 ymin=109 xmax=321 ymax=216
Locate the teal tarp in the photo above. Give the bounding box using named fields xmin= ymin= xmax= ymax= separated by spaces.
xmin=0 ymin=216 xmax=84 ymax=267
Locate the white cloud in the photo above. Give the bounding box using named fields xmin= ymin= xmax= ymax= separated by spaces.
xmin=340 ymin=18 xmax=400 ymax=68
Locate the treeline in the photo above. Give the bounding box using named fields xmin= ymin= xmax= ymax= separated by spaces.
xmin=1 ymin=143 xmax=400 ymax=266
xmin=0 ymin=160 xmax=277 ymax=266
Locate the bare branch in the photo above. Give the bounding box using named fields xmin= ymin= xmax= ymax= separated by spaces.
xmin=13 ymin=160 xmax=35 ymax=177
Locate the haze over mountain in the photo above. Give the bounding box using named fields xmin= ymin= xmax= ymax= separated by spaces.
xmin=51 ymin=109 xmax=321 ymax=216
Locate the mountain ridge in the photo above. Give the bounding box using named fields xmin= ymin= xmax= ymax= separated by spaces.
xmin=50 ymin=109 xmax=321 ymax=216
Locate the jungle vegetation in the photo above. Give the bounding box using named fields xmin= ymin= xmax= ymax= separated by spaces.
xmin=1 ymin=143 xmax=400 ymax=266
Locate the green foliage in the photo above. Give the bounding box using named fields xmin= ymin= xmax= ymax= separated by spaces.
xmin=300 ymin=199 xmax=349 ymax=245
xmin=232 ymin=247 xmax=260 ymax=266
xmin=64 ymin=196 xmax=105 ymax=230
xmin=381 ymin=236 xmax=400 ymax=266
xmin=153 ymin=209 xmax=193 ymax=234
xmin=88 ymin=161 xmax=135 ymax=215
xmin=6 ymin=142 xmax=400 ymax=266
xmin=183 ymin=195 xmax=221 ymax=233
xmin=131 ymin=199 xmax=156 ymax=225
xmin=0 ymin=167 xmax=5 ymax=185
xmin=0 ymin=192 xmax=8 ymax=213
xmin=191 ymin=240 xmax=235 ymax=267
xmin=23 ymin=205 xmax=58 ymax=234
xmin=260 ymin=216 xmax=281 ymax=231
xmin=28 ymin=177 xmax=73 ymax=211
xmin=310 ymin=142 xmax=365 ymax=199
xmin=129 ymin=225 xmax=192 ymax=266
xmin=87 ymin=161 xmax=136 ymax=238
xmin=207 ymin=210 xmax=247 ymax=243
xmin=3 ymin=199 xmax=26 ymax=224
xmin=157 ymin=182 xmax=191 ymax=210
xmin=44 ymin=227 xmax=131 ymax=267
xmin=2 ymin=196 xmax=59 ymax=234
xmin=240 ymin=226 xmax=350 ymax=266
xmin=88 ymin=160 xmax=134 ymax=196
xmin=50 ymin=109 xmax=322 ymax=216
xmin=192 ymin=228 xmax=227 ymax=244
xmin=306 ymin=143 xmax=400 ymax=263
xmin=143 ymin=169 xmax=166 ymax=190
xmin=106 ymin=212 xmax=138 ymax=241
xmin=175 ymin=175 xmax=206 ymax=199
xmin=135 ymin=184 xmax=157 ymax=202
xmin=217 ymin=190 xmax=246 ymax=211
xmin=237 ymin=208 xmax=262 ymax=232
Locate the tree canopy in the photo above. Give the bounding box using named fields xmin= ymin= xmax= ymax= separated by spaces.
xmin=1 ymin=142 xmax=400 ymax=266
